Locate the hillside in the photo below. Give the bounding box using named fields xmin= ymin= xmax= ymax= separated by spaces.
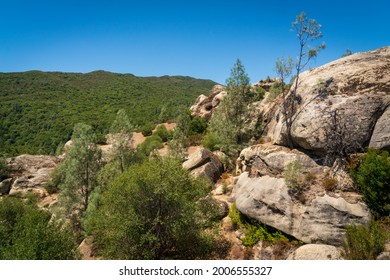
xmin=0 ymin=70 xmax=216 ymax=156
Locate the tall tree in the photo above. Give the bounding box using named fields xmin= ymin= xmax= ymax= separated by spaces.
xmin=58 ymin=123 xmax=102 ymax=230
xmin=109 ymin=109 xmax=135 ymax=173
xmin=207 ymin=59 xmax=254 ymax=156
xmin=276 ymin=12 xmax=325 ymax=148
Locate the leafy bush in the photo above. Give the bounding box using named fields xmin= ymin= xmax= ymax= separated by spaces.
xmin=153 ymin=125 xmax=172 ymax=142
xmin=90 ymin=157 xmax=215 ymax=259
xmin=228 ymin=203 xmax=289 ymax=246
xmin=202 ymin=132 xmax=222 ymax=152
xmin=342 ymin=221 xmax=388 ymax=260
xmin=141 ymin=123 xmax=154 ymax=137
xmin=283 ymin=160 xmax=306 ymax=191
xmin=137 ymin=134 xmax=164 ymax=157
xmin=251 ymin=86 xmax=266 ymax=102
xmin=351 ymin=148 xmax=390 ymax=217
xmin=187 ymin=116 xmax=208 ymax=135
xmin=0 ymin=157 xmax=9 ymax=181
xmin=0 ymin=197 xmax=79 ymax=259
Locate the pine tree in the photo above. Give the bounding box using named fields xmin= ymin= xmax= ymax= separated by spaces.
xmin=58 ymin=123 xmax=102 ymax=230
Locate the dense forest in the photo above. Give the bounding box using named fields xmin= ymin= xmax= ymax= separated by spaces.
xmin=0 ymin=71 xmax=216 ymax=156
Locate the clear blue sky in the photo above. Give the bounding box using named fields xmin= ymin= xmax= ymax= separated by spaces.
xmin=0 ymin=0 xmax=389 ymax=84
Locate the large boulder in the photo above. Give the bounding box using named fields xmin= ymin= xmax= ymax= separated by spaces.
xmin=235 ymin=172 xmax=371 ymax=245
xmin=268 ymin=46 xmax=390 ymax=154
xmin=7 ymin=155 xmax=60 ymax=197
xmin=190 ymin=85 xmax=227 ymax=121
xmin=183 ymin=148 xmax=223 ymax=182
xmin=286 ymin=244 xmax=342 ymax=260
xmin=237 ymin=144 xmax=324 ymax=176
xmin=0 ymin=178 xmax=12 ymax=195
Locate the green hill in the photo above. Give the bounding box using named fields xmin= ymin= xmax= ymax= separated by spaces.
xmin=0 ymin=70 xmax=216 ymax=156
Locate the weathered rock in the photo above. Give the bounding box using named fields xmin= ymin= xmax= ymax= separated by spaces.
xmin=268 ymin=47 xmax=390 ymax=154
xmin=7 ymin=155 xmax=60 ymax=197
xmin=287 ymin=244 xmax=342 ymax=260
xmin=183 ymin=148 xmax=223 ymax=182
xmin=235 ymin=172 xmax=371 ymax=245
xmin=237 ymin=144 xmax=324 ymax=176
xmin=369 ymin=107 xmax=390 ymax=151
xmin=190 ymin=85 xmax=226 ymax=121
xmin=0 ymin=178 xmax=12 ymax=195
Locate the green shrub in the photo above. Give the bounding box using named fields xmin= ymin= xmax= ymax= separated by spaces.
xmin=252 ymin=86 xmax=266 ymax=102
xmin=187 ymin=116 xmax=208 ymax=136
xmin=90 ymin=157 xmax=214 ymax=259
xmin=202 ymin=132 xmax=222 ymax=152
xmin=266 ymin=82 xmax=283 ymax=102
xmin=137 ymin=134 xmax=164 ymax=157
xmin=351 ymin=148 xmax=390 ymax=217
xmin=0 ymin=197 xmax=79 ymax=259
xmin=0 ymin=157 xmax=9 ymax=181
xmin=283 ymin=160 xmax=306 ymax=191
xmin=141 ymin=123 xmax=154 ymax=137
xmin=153 ymin=125 xmax=172 ymax=142
xmin=342 ymin=221 xmax=388 ymax=260
xmin=228 ymin=203 xmax=289 ymax=246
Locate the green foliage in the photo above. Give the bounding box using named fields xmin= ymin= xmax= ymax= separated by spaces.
xmin=57 ymin=123 xmax=103 ymax=230
xmin=266 ymin=82 xmax=283 ymax=102
xmin=283 ymin=160 xmax=306 ymax=191
xmin=0 ymin=71 xmax=216 ymax=156
xmin=187 ymin=116 xmax=208 ymax=135
xmin=153 ymin=125 xmax=172 ymax=142
xmin=0 ymin=197 xmax=79 ymax=259
xmin=0 ymin=157 xmax=9 ymax=181
xmin=351 ymin=149 xmax=390 ymax=217
xmin=137 ymin=134 xmax=164 ymax=157
xmin=141 ymin=123 xmax=154 ymax=137
xmin=202 ymin=132 xmax=222 ymax=152
xmin=110 ymin=109 xmax=134 ymax=134
xmin=251 ymin=86 xmax=266 ymax=102
xmin=342 ymin=221 xmax=388 ymax=260
xmin=90 ymin=157 xmax=214 ymax=259
xmin=205 ymin=59 xmax=258 ymax=158
xmin=228 ymin=203 xmax=289 ymax=246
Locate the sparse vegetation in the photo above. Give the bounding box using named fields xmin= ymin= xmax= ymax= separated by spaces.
xmin=323 ymin=177 xmax=338 ymax=192
xmin=229 ymin=203 xmax=289 ymax=246
xmin=283 ymin=160 xmax=306 ymax=191
xmin=350 ymin=148 xmax=390 ymax=218
xmin=342 ymin=221 xmax=388 ymax=260
xmin=0 ymin=157 xmax=9 ymax=181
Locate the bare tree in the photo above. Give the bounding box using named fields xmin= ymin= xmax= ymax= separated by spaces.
xmin=276 ymin=12 xmax=325 ymax=148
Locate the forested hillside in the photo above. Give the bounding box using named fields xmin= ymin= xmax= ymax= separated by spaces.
xmin=0 ymin=71 xmax=216 ymax=156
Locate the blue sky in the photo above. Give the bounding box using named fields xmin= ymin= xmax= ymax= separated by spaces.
xmin=0 ymin=0 xmax=389 ymax=84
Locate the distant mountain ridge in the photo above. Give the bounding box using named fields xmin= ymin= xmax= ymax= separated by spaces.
xmin=0 ymin=70 xmax=216 ymax=156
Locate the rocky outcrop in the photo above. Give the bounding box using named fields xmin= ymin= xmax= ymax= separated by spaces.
xmin=190 ymin=85 xmax=227 ymax=120
xmin=0 ymin=178 xmax=12 ymax=195
xmin=236 ymin=172 xmax=371 ymax=245
xmin=286 ymin=244 xmax=342 ymax=260
xmin=237 ymin=144 xmax=324 ymax=177
xmin=7 ymin=155 xmax=60 ymax=197
xmin=369 ymin=107 xmax=390 ymax=151
xmin=267 ymin=47 xmax=390 ymax=154
xmin=183 ymin=148 xmax=223 ymax=182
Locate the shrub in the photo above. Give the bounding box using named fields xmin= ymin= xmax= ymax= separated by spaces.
xmin=228 ymin=203 xmax=289 ymax=246
xmin=202 ymin=132 xmax=222 ymax=151
xmin=0 ymin=157 xmax=9 ymax=181
xmin=153 ymin=125 xmax=172 ymax=142
xmin=283 ymin=160 xmax=306 ymax=191
xmin=0 ymin=197 xmax=79 ymax=259
xmin=90 ymin=157 xmax=215 ymax=259
xmin=323 ymin=177 xmax=338 ymax=192
xmin=351 ymin=148 xmax=390 ymax=217
xmin=137 ymin=134 xmax=164 ymax=157
xmin=266 ymin=82 xmax=283 ymax=102
xmin=141 ymin=123 xmax=154 ymax=137
xmin=187 ymin=116 xmax=207 ymax=136
xmin=342 ymin=221 xmax=388 ymax=260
